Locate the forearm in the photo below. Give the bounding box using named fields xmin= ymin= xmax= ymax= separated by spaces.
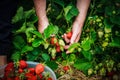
xmin=76 ymin=0 xmax=91 ymax=25
xmin=33 ymin=0 xmax=47 ymax=20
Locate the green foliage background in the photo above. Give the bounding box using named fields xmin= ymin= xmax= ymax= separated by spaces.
xmin=11 ymin=0 xmax=120 ymax=76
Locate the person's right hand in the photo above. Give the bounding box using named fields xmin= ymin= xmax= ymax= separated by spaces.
xmin=62 ymin=20 xmax=83 ymax=54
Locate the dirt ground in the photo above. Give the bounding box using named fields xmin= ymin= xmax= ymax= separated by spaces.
xmin=55 ymin=65 xmax=120 ymax=80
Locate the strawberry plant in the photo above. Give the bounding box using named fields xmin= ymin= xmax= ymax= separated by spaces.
xmin=9 ymin=0 xmax=120 ymax=79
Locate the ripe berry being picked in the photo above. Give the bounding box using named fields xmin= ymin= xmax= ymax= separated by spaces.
xmin=66 ymin=31 xmax=72 ymax=39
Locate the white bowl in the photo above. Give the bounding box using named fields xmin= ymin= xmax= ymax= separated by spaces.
xmin=0 ymin=61 xmax=57 ymax=80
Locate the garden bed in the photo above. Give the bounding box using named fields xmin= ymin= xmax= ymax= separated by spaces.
xmin=9 ymin=0 xmax=120 ymax=79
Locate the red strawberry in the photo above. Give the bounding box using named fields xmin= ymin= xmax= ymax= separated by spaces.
xmin=18 ymin=68 xmax=23 ymax=73
xmin=4 ymin=70 xmax=11 ymax=78
xmin=5 ymin=62 xmax=14 ymax=71
xmin=56 ymin=46 xmax=61 ymax=53
xmin=14 ymin=76 xmax=20 ymax=80
xmin=35 ymin=64 xmax=44 ymax=75
xmin=38 ymin=73 xmax=43 ymax=79
xmin=66 ymin=31 xmax=72 ymax=39
xmin=107 ymin=71 xmax=114 ymax=77
xmin=55 ymin=42 xmax=59 ymax=47
xmin=28 ymin=68 xmax=35 ymax=74
xmin=25 ymin=72 xmax=33 ymax=78
xmin=19 ymin=60 xmax=28 ymax=69
xmin=27 ymin=75 xmax=36 ymax=80
xmin=63 ymin=66 xmax=70 ymax=72
xmin=47 ymin=77 xmax=52 ymax=80
xmin=50 ymin=37 xmax=58 ymax=45
xmin=6 ymin=78 xmax=13 ymax=80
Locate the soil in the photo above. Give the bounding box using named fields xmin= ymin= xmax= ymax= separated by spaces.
xmin=55 ymin=64 xmax=120 ymax=80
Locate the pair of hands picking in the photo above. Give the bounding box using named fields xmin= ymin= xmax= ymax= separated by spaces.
xmin=37 ymin=19 xmax=83 ymax=54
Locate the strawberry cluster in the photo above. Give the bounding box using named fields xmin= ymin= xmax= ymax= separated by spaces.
xmin=0 ymin=60 xmax=52 ymax=80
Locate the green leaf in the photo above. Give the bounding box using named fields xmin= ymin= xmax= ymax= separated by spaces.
xmin=28 ymin=14 xmax=38 ymax=23
xmin=81 ymin=37 xmax=91 ymax=51
xmin=42 ymin=53 xmax=50 ymax=62
xmin=31 ymin=48 xmax=41 ymax=56
xmin=21 ymin=45 xmax=34 ymax=53
xmin=104 ymin=18 xmax=113 ymax=33
xmin=53 ymin=0 xmax=64 ymax=7
xmin=68 ymin=43 xmax=80 ymax=53
xmin=64 ymin=4 xmax=79 ymax=21
xmin=74 ymin=59 xmax=92 ymax=75
xmin=90 ymin=29 xmax=96 ymax=43
xmin=46 ymin=61 xmax=58 ymax=71
xmin=30 ymin=30 xmax=43 ymax=38
xmin=69 ymin=43 xmax=80 ymax=48
xmin=109 ymin=37 xmax=120 ymax=48
xmin=27 ymin=22 xmax=35 ymax=28
xmin=68 ymin=54 xmax=76 ymax=62
xmin=81 ymin=51 xmax=92 ymax=61
xmin=32 ymin=39 xmax=44 ymax=47
xmin=62 ymin=52 xmax=67 ymax=59
xmin=64 ymin=4 xmax=72 ymax=16
xmin=12 ymin=7 xmax=24 ymax=23
xmin=70 ymin=5 xmax=79 ymax=16
xmin=11 ymin=52 xmax=21 ymax=61
xmin=16 ymin=22 xmax=26 ymax=34
xmin=27 ymin=53 xmax=37 ymax=61
xmin=24 ymin=8 xmax=35 ymax=19
xmin=13 ymin=36 xmax=26 ymax=49
xmin=25 ymin=27 xmax=35 ymax=40
xmin=44 ymin=24 xmax=58 ymax=38
xmin=105 ymin=6 xmax=114 ymax=16
xmin=110 ymin=15 xmax=120 ymax=25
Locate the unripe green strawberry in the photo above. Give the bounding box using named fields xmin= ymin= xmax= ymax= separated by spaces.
xmin=88 ymin=68 xmax=93 ymax=76
xmin=112 ymin=10 xmax=116 ymax=14
xmin=58 ymin=39 xmax=65 ymax=46
xmin=95 ymin=65 xmax=99 ymax=70
xmin=99 ymin=67 xmax=106 ymax=76
xmin=102 ymin=41 xmax=108 ymax=47
xmin=98 ymin=30 xmax=104 ymax=38
xmin=44 ymin=42 xmax=49 ymax=49
xmin=51 ymin=48 xmax=56 ymax=59
xmin=104 ymin=26 xmax=111 ymax=33
xmin=96 ymin=18 xmax=101 ymax=22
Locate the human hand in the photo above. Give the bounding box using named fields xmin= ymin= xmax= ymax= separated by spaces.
xmin=63 ymin=20 xmax=83 ymax=54
xmin=38 ymin=16 xmax=49 ymax=33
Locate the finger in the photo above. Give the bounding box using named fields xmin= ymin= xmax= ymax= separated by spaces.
xmin=64 ymin=45 xmax=70 ymax=50
xmin=63 ymin=34 xmax=70 ymax=43
xmin=75 ymin=33 xmax=80 ymax=43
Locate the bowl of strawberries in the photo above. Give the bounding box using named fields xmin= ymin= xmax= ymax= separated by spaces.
xmin=0 ymin=60 xmax=57 ymax=80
